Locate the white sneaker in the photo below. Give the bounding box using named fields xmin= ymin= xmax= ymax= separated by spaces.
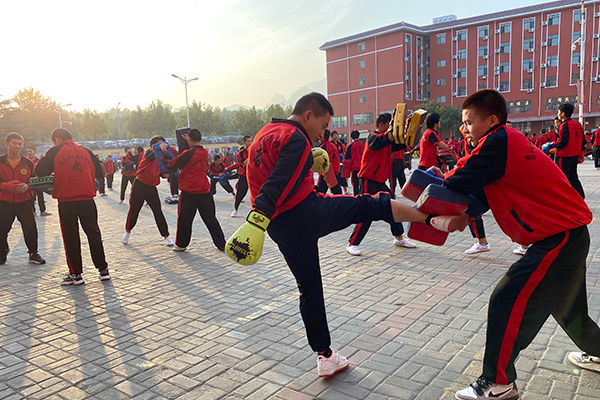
xmin=119 ymin=200 xmax=124 ymax=204
xmin=165 ymin=237 xmax=174 ymax=246
xmin=455 ymin=377 xmax=518 ymax=400
xmin=346 ymin=245 xmax=361 ymax=256
xmin=172 ymin=244 xmax=186 ymax=252
xmin=513 ymin=245 xmax=528 ymax=256
xmin=121 ymin=232 xmax=130 ymax=244
xmin=231 ymin=210 xmax=238 ymax=218
xmin=465 ymin=243 xmax=491 ymax=255
xmin=393 ymin=238 xmax=417 ymax=248
xmin=317 ymin=349 xmax=349 ymax=377
xmin=568 ymin=352 xmax=600 ymax=372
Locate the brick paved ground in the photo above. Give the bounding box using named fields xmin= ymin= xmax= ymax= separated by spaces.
xmin=1 ymin=160 xmax=599 ymax=399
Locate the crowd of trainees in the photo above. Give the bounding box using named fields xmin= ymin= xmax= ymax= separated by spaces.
xmin=1 ymin=90 xmax=599 ymax=400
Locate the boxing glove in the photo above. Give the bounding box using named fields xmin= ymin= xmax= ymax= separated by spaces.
xmin=542 ymin=142 xmax=555 ymax=154
xmin=225 ymin=210 xmax=270 ymax=265
xmin=311 ymin=147 xmax=330 ymax=174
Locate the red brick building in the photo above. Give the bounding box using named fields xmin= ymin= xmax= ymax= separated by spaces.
xmin=320 ymin=0 xmax=600 ymax=137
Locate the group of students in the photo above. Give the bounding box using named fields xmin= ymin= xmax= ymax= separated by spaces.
xmin=1 ymin=89 xmax=599 ymax=399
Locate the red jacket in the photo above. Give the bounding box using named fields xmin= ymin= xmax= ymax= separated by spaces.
xmin=135 ymin=150 xmax=162 ymax=187
xmin=34 ymin=139 xmax=102 ymax=202
xmin=319 ymin=140 xmax=341 ymax=174
xmin=345 ymin=140 xmax=365 ymax=171
xmin=537 ymin=134 xmax=549 ymax=149
xmin=166 ymin=146 xmax=210 ymax=194
xmin=445 ymin=125 xmax=591 ymax=246
xmin=0 ymin=155 xmax=34 ymax=203
xmin=247 ymin=119 xmax=315 ymax=220
xmin=547 ymin=131 xmax=558 ymax=142
xmin=418 ymin=128 xmax=442 ymax=169
xmin=209 ymin=161 xmax=226 ymax=176
xmin=226 ymin=147 xmax=249 ymax=176
xmin=556 ymin=119 xmax=584 ymax=158
xmin=358 ymin=131 xmax=396 ymax=183
xmin=121 ymin=152 xmax=137 ymax=176
xmin=104 ymin=159 xmax=115 ymax=175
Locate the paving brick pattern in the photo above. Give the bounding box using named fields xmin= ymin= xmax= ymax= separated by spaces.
xmin=1 ymin=161 xmax=599 ymax=399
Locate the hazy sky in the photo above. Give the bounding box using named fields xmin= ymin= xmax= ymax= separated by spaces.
xmin=2 ymin=0 xmax=548 ymax=112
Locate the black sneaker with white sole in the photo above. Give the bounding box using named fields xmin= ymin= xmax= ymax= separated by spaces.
xmin=28 ymin=253 xmax=46 ymax=264
xmin=61 ymin=274 xmax=85 ymax=286
xmin=455 ymin=376 xmax=519 ymax=400
xmin=99 ymin=268 xmax=111 ymax=281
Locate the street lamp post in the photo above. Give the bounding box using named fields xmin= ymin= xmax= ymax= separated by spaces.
xmin=171 ymin=74 xmax=198 ymax=127
xmin=56 ymin=103 xmax=72 ymax=128
xmin=116 ymin=102 xmax=122 ymax=140
xmin=573 ymin=0 xmax=586 ymax=125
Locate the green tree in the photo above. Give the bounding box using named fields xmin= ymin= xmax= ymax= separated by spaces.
xmin=176 ymin=101 xmax=227 ymax=135
xmin=126 ymin=100 xmax=176 ymax=138
xmin=262 ymin=104 xmax=292 ymax=124
xmin=231 ymin=106 xmax=264 ymax=137
xmin=11 ymin=87 xmax=58 ymax=143
xmin=414 ymin=100 xmax=462 ymax=138
xmin=69 ymin=110 xmax=110 ymax=140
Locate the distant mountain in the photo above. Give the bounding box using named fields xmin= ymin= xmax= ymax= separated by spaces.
xmin=264 ymin=78 xmax=327 ymax=108
xmin=224 ymin=103 xmax=251 ymax=111
xmin=266 ymin=93 xmax=287 ymax=106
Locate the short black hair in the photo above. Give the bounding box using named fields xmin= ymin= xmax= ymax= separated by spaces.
xmin=376 ymin=113 xmax=392 ymax=127
xmin=51 ymin=128 xmax=72 ymax=142
xmin=5 ymin=132 xmax=23 ymax=143
xmin=149 ymin=136 xmax=165 ymax=146
xmin=541 ymin=128 xmax=546 ymax=134
xmin=188 ymin=127 xmax=202 ymax=142
xmin=462 ymin=89 xmax=508 ymax=125
xmin=213 ymin=154 xmax=221 ymax=160
xmin=426 ymin=113 xmax=441 ymax=129
xmin=136 ymin=146 xmax=144 ymax=154
xmin=323 ymin=129 xmax=331 ymax=141
xmin=350 ymin=130 xmax=360 ymax=140
xmin=243 ymin=135 xmax=251 ymax=142
xmin=292 ymin=92 xmax=334 ymax=117
xmin=558 ymin=103 xmax=575 ymax=118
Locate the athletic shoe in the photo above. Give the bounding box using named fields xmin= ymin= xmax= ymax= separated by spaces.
xmin=40 ymin=211 xmax=52 ymax=216
xmin=165 ymin=237 xmax=174 ymax=246
xmin=100 ymin=193 xmax=107 ymax=196
xmin=346 ymin=245 xmax=361 ymax=256
xmin=465 ymin=243 xmax=491 ymax=255
xmin=99 ymin=268 xmax=111 ymax=281
xmin=394 ymin=238 xmax=417 ymax=248
xmin=0 ymin=248 xmax=9 ymax=265
xmin=455 ymin=376 xmax=518 ymax=400
xmin=317 ymin=349 xmax=349 ymax=377
xmin=28 ymin=253 xmax=46 ymax=264
xmin=119 ymin=200 xmax=124 ymax=204
xmin=231 ymin=210 xmax=238 ymax=218
xmin=568 ymin=352 xmax=600 ymax=372
xmin=513 ymin=245 xmax=528 ymax=256
xmin=172 ymin=245 xmax=186 ymax=252
xmin=121 ymin=232 xmax=130 ymax=244
xmin=61 ymin=274 xmax=85 ymax=286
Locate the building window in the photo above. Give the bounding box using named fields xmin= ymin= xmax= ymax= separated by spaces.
xmin=417 ymin=36 xmax=423 ymax=48
xmin=478 ymin=65 xmax=488 ymax=76
xmin=359 ymin=77 xmax=366 ymax=86
xmin=478 ymin=46 xmax=488 ymax=57
xmin=546 ymin=76 xmax=558 ymax=87
xmin=499 ymin=81 xmax=510 ymax=92
xmin=571 ymin=73 xmax=580 ymax=85
xmin=405 ymin=34 xmax=412 ymax=45
xmin=359 ymin=94 xmax=366 ymax=103
xmin=352 ymin=112 xmax=373 ymax=126
xmin=523 ymin=58 xmax=533 ymax=70
xmin=405 ymin=53 xmax=412 ymax=63
xmin=437 ymin=78 xmax=446 ymax=85
xmin=358 ymin=42 xmax=365 ymax=51
xmin=574 ymin=9 xmax=584 ymax=22
xmin=405 ymin=89 xmax=412 ymax=100
xmin=437 ymin=33 xmax=446 ymax=44
xmin=358 ymin=60 xmax=366 ymax=68
xmin=437 ymin=60 xmax=446 ymax=67
xmin=513 ymin=122 xmax=532 ymax=132
xmin=508 ymin=100 xmax=532 ymax=114
xmin=523 ymin=18 xmax=535 ymax=31
xmin=417 ymin=54 xmax=422 ymax=66
xmin=500 ymin=62 xmax=510 ymax=73
xmin=456 ymin=86 xmax=466 ymax=96
xmin=547 ymin=34 xmax=559 ymax=46
xmin=548 ymin=14 xmax=560 ymax=26
xmin=546 ymin=96 xmax=578 ymax=111
xmin=405 ymin=71 xmax=412 ymax=81
xmin=457 ymin=49 xmax=467 ymax=59
xmin=523 ymin=38 xmax=534 ymax=50
xmin=572 ymin=52 xmax=581 ymax=65
xmin=478 ymin=26 xmax=489 ymax=38
xmin=573 ymin=31 xmax=581 ymax=43
xmin=547 ymin=55 xmax=558 ymax=67
xmin=457 ymin=67 xmax=466 ymax=78
xmin=457 ymin=30 xmax=467 ymax=41
xmin=437 ymin=96 xmax=447 ymax=103
xmin=478 ymin=83 xmax=488 ymax=90
xmin=331 ymin=116 xmax=347 ymax=128
xmin=500 ymin=42 xmax=511 ymax=53
xmin=522 ymin=78 xmax=533 ymax=89
xmin=500 ymin=22 xmax=511 ymax=34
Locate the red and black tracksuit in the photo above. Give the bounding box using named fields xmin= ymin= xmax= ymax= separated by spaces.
xmin=418 ymin=128 xmax=442 ymax=170
xmin=166 ymin=146 xmax=226 ymax=250
xmin=390 ymin=146 xmax=407 ymax=197
xmin=316 ymin=139 xmax=342 ymax=194
xmin=0 ymin=155 xmax=39 ymax=255
xmin=29 ymin=156 xmax=47 ymax=214
xmin=348 ymin=131 xmax=405 ymax=246
xmin=125 ymin=150 xmax=169 ymax=237
xmin=248 ymin=118 xmax=399 ymax=353
xmin=333 ymin=140 xmax=348 ymax=188
xmin=555 ymin=119 xmax=585 ymax=198
xmin=228 ymin=147 xmax=249 ymax=211
xmin=209 ymin=161 xmax=234 ymax=195
xmin=344 ymin=139 xmax=365 ymax=195
xmin=443 ymin=124 xmax=599 ymax=385
xmin=34 ymin=140 xmax=107 ymax=276
xmin=120 ymin=152 xmax=138 ymax=201
xmin=592 ymin=130 xmax=600 ymax=168
xmin=104 ymin=158 xmax=115 ymax=190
